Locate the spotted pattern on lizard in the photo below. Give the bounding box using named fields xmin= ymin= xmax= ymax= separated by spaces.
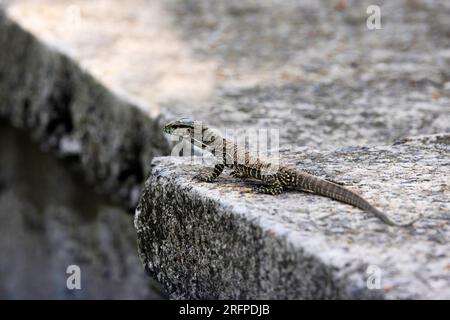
xmin=163 ymin=118 xmax=421 ymax=227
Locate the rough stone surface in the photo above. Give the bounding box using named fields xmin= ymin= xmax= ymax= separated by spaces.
xmin=163 ymin=0 xmax=450 ymax=148
xmin=135 ymin=134 xmax=450 ymax=299
xmin=2 ymin=0 xmax=449 ymax=201
xmin=4 ymin=0 xmax=450 ymax=150
xmin=0 ymin=9 xmax=170 ymax=207
xmin=1 ymin=0 xmax=450 ymax=299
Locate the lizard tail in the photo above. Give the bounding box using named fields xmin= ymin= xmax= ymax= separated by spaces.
xmin=284 ymin=168 xmax=420 ymax=227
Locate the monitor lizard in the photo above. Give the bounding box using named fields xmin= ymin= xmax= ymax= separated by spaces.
xmin=163 ymin=118 xmax=420 ymax=227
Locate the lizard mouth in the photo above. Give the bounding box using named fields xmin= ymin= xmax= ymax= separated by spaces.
xmin=163 ymin=118 xmax=195 ymax=135
xmin=163 ymin=119 xmax=211 ymax=149
xmin=163 ymin=123 xmax=192 ymax=137
xmin=163 ymin=125 xmax=189 ymax=135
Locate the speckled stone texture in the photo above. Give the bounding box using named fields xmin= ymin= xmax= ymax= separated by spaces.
xmin=163 ymin=0 xmax=450 ymax=149
xmin=0 ymin=10 xmax=169 ymax=207
xmin=4 ymin=0 xmax=450 ymax=150
xmin=2 ymin=0 xmax=450 ymax=299
xmin=135 ymin=134 xmax=450 ymax=299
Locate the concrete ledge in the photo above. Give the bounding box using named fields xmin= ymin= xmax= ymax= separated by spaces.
xmin=135 ymin=134 xmax=450 ymax=299
xmin=0 ymin=10 xmax=170 ymax=207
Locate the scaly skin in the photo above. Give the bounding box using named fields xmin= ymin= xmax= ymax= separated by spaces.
xmin=163 ymin=118 xmax=420 ymax=227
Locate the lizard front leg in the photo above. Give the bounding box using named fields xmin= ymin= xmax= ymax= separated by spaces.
xmin=194 ymin=163 xmax=225 ymax=182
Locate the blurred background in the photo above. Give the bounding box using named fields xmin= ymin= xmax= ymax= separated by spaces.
xmin=0 ymin=119 xmax=165 ymax=299
xmin=0 ymin=0 xmax=449 ymax=299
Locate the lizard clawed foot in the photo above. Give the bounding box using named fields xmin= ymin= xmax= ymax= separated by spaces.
xmin=253 ymin=186 xmax=284 ymax=195
xmin=193 ymin=172 xmax=216 ymax=182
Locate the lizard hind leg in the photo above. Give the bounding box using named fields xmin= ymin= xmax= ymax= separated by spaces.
xmin=255 ymin=174 xmax=284 ymax=195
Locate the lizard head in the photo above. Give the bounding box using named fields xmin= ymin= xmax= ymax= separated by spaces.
xmin=163 ymin=117 xmax=196 ymax=137
xmin=163 ymin=118 xmax=212 ymax=148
